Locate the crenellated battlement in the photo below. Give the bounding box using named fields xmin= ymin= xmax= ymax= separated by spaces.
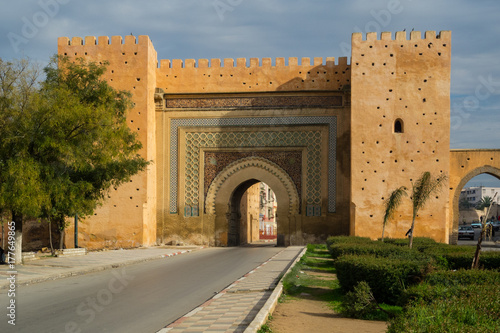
xmin=58 ymin=35 xmax=151 ymax=47
xmin=157 ymin=56 xmax=349 ymax=69
xmin=352 ymin=30 xmax=451 ymax=42
xmin=156 ymin=55 xmax=351 ymax=93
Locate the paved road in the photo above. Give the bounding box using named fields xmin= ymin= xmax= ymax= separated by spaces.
xmin=1 ymin=245 xmax=283 ymax=333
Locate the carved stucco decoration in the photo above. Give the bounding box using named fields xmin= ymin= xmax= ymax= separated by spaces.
xmin=205 ymin=156 xmax=300 ymax=216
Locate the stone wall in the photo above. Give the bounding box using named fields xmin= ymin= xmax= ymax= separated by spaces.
xmin=350 ymin=31 xmax=452 ymax=242
xmin=58 ymin=36 xmax=157 ymax=250
xmin=53 ymin=31 xmax=500 ymax=249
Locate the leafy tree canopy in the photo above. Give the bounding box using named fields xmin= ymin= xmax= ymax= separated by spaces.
xmin=0 ymin=56 xmax=148 ymax=256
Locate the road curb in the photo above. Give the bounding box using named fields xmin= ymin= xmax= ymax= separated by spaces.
xmin=162 ymin=249 xmax=288 ymax=332
xmin=243 ymin=246 xmax=307 ymax=333
xmin=0 ymin=247 xmax=203 ymax=290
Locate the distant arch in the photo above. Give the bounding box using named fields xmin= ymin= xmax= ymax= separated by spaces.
xmin=451 ymin=165 xmax=500 ymax=242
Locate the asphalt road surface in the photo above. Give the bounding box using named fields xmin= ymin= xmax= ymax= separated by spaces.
xmin=1 ymin=245 xmax=283 ymax=333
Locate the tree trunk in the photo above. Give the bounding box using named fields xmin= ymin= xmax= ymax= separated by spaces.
xmin=472 ymin=194 xmax=497 ymax=269
xmin=49 ymin=220 xmax=55 ymax=256
xmin=59 ymin=228 xmax=65 ymax=250
xmin=409 ymin=216 xmax=416 ymax=249
xmin=472 ymin=227 xmax=484 ymax=269
xmin=56 ymin=216 xmax=66 ymax=251
xmin=381 ymin=224 xmax=386 ymax=242
xmin=11 ymin=211 xmax=23 ymax=265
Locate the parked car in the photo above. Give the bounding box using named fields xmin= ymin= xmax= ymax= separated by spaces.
xmin=489 ymin=221 xmax=500 ymax=231
xmin=458 ymin=226 xmax=475 ymax=240
xmin=470 ymin=222 xmax=482 ymax=229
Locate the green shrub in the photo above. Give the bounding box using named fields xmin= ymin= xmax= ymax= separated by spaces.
xmin=425 ymin=269 xmax=500 ymax=286
xmin=438 ymin=250 xmax=500 ymax=270
xmin=328 ymin=241 xmax=432 ymax=261
xmin=335 ymin=254 xmax=429 ymax=304
xmin=342 ymin=281 xmax=378 ymax=318
xmin=389 ymin=284 xmax=500 ymax=333
xmin=399 ymin=269 xmax=500 ymax=307
xmin=325 ymin=236 xmax=372 ymax=255
xmin=419 ymin=244 xmax=500 ymax=270
xmin=383 ymin=237 xmax=437 ymax=252
xmin=329 ymin=242 xmax=392 ymax=259
xmin=326 ymin=235 xmax=373 ymax=246
xmin=400 ymin=282 xmax=462 ymax=306
xmin=479 ymin=251 xmax=500 ymax=270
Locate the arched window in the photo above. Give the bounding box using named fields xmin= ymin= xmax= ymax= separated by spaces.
xmin=394 ymin=119 xmax=404 ymax=133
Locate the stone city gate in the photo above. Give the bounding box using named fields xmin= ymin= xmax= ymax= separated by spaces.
xmin=155 ymin=93 xmax=348 ymax=246
xmin=60 ymin=31 xmax=490 ymax=250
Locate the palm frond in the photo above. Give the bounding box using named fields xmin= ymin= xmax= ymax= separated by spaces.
xmin=411 ymin=172 xmax=447 ymax=217
xmin=383 ymin=186 xmax=407 ymax=226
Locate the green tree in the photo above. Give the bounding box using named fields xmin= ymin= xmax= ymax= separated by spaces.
xmin=0 ymin=58 xmax=46 ymax=264
xmin=382 ymin=186 xmax=407 ymax=242
xmin=38 ymin=56 xmax=148 ymax=250
xmin=459 ymin=197 xmax=473 ymax=210
xmin=0 ymin=56 xmax=148 ymax=262
xmin=408 ymin=172 xmax=447 ymax=249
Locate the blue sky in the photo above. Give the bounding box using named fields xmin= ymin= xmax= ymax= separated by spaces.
xmin=1 ymin=0 xmax=499 ymax=186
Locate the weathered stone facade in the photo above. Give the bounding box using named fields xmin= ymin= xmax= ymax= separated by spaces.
xmin=57 ymin=31 xmax=500 ymax=249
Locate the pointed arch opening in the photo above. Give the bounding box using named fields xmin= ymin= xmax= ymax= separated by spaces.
xmin=206 ymin=157 xmax=300 ymax=247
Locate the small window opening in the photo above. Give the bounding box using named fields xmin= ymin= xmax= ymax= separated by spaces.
xmin=394 ymin=119 xmax=404 ymax=133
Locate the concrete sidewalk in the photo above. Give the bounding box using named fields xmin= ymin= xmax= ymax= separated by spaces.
xmin=0 ymin=246 xmax=202 ymax=289
xmin=159 ymin=246 xmax=305 ymax=333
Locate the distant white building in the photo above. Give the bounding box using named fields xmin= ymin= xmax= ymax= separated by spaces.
xmin=460 ymin=186 xmax=500 ymax=206
xmin=259 ymin=183 xmax=277 ymax=239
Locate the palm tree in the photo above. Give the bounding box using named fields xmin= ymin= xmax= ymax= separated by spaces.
xmin=472 ymin=192 xmax=498 ymax=269
xmin=382 ymin=186 xmax=407 ymax=241
xmin=476 ymin=196 xmax=493 ymax=211
xmin=409 ymin=172 xmax=447 ymax=249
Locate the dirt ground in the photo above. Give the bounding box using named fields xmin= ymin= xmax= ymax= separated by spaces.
xmin=268 ymin=296 xmax=387 ymax=333
xmin=268 ymin=262 xmax=388 ymax=333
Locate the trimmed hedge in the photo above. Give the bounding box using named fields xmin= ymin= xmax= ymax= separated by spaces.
xmin=382 ymin=237 xmax=438 ymax=252
xmin=422 ymin=245 xmax=500 ymax=270
xmin=388 ymin=284 xmax=500 ymax=333
xmin=399 ymin=269 xmax=500 ymax=306
xmin=326 ymin=236 xmax=500 ymax=329
xmin=425 ymin=268 xmax=500 ymax=286
xmin=334 ymin=254 xmax=429 ymax=304
xmin=329 ymin=241 xmax=432 ymax=261
xmin=326 ymin=236 xmax=372 ymax=253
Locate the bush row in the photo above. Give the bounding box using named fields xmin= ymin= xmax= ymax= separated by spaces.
xmin=327 ymin=235 xmax=500 ymax=271
xmin=389 ymin=283 xmax=500 ymax=332
xmin=334 ymin=254 xmax=430 ymax=304
xmin=399 ymin=269 xmax=500 ymax=306
xmin=326 ymin=235 xmax=500 ymax=331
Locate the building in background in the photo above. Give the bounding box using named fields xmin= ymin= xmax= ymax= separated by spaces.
xmin=259 ymin=183 xmax=277 ymax=240
xmin=459 ymin=186 xmax=500 ymax=224
xmin=460 ymin=186 xmax=500 ymax=206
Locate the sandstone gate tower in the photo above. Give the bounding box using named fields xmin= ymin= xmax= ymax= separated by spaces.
xmin=58 ymin=31 xmax=500 ymax=249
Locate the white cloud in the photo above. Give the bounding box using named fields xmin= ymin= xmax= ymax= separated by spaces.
xmin=1 ymin=0 xmax=499 ymax=149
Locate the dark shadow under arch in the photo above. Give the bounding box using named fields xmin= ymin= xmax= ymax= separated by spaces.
xmin=227 ymin=179 xmax=260 ymax=246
